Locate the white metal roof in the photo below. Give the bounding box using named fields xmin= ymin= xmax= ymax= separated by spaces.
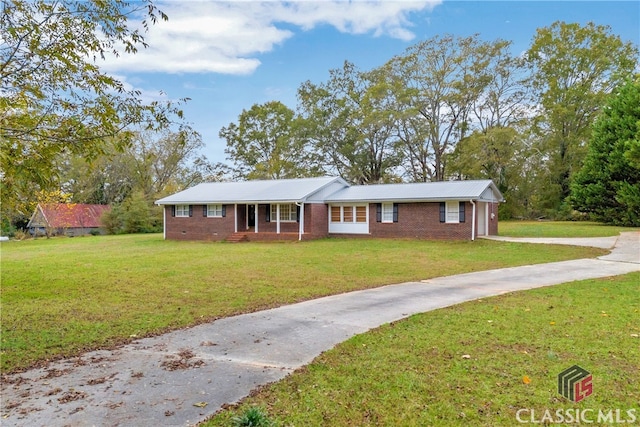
xmin=325 ymin=180 xmax=503 ymax=203
xmin=155 ymin=176 xmax=348 ymax=205
xmin=155 ymin=177 xmax=504 ymax=205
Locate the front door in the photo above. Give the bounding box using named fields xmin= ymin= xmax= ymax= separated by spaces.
xmin=477 ymin=202 xmax=487 ymax=236
xmin=248 ymin=205 xmax=255 ymax=228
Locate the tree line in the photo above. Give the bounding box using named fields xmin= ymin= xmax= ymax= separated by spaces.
xmin=219 ymin=22 xmax=638 ymax=223
xmin=2 ymin=1 xmax=638 ymax=234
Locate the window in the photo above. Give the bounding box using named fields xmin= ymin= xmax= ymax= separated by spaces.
xmin=207 ymin=204 xmax=223 ymax=217
xmin=331 ymin=206 xmax=341 ymax=222
xmin=343 ymin=207 xmax=354 ymax=222
xmin=330 ymin=205 xmax=368 ymax=223
xmin=175 ymin=205 xmax=190 ymax=217
xmin=381 ymin=203 xmax=394 ymax=223
xmin=270 ymin=204 xmax=297 ymax=222
xmin=442 ymin=201 xmax=465 ymax=223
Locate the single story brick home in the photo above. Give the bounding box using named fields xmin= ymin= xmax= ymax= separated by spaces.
xmin=155 ymin=177 xmax=503 ymax=242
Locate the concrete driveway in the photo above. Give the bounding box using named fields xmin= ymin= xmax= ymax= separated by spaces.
xmin=1 ymin=232 xmax=638 ymax=427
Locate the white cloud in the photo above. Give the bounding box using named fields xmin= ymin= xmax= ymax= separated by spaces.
xmin=100 ymin=0 xmax=440 ymax=75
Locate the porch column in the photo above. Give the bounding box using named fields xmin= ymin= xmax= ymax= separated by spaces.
xmin=276 ymin=204 xmax=281 ymax=234
xmin=298 ymin=203 xmax=304 ymax=241
xmin=234 ymin=204 xmax=238 ymax=233
xmin=255 ymin=205 xmax=258 ymax=233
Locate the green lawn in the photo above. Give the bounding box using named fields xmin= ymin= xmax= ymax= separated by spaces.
xmin=499 ymin=220 xmax=638 ymax=237
xmin=0 ymin=233 xmax=606 ymax=373
xmin=205 ymin=272 xmax=640 ymax=427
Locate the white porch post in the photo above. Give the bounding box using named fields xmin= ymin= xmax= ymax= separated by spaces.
xmin=255 ymin=205 xmax=258 ymax=233
xmin=276 ymin=204 xmax=281 ymax=234
xmin=234 ymin=204 xmax=238 ymax=233
xmin=470 ymin=199 xmax=476 ymax=241
xmin=163 ymin=205 xmax=166 ymax=240
xmin=298 ymin=203 xmax=304 ymax=241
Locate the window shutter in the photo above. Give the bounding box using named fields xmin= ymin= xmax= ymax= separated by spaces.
xmin=376 ymin=204 xmax=382 ymax=222
xmin=439 ymin=202 xmax=445 ymax=223
xmin=222 ymin=205 xmax=226 ymax=217
xmin=171 ymin=206 xmax=176 ymax=217
xmin=459 ymin=202 xmax=465 ymax=223
xmin=296 ymin=204 xmax=300 ymax=223
xmin=203 ymin=205 xmax=207 ymax=217
xmin=189 ymin=205 xmax=193 ymax=217
xmin=265 ymin=204 xmax=270 ymax=222
xmin=393 ymin=203 xmax=399 ymax=223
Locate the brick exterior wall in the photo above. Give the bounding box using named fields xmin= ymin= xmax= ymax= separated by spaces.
xmin=367 ymin=202 xmax=473 ymax=240
xmin=164 ymin=203 xmax=330 ymax=241
xmin=164 ymin=201 xmax=498 ymax=241
xmin=164 ymin=205 xmax=236 ymax=241
xmin=305 ymin=203 xmax=329 ymax=239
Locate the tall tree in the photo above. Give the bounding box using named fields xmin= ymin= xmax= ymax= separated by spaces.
xmin=571 ymin=76 xmax=640 ymax=226
xmin=525 ymin=21 xmax=639 ymax=214
xmin=297 ymin=61 xmax=402 ymax=184
xmin=1 ymin=0 xmax=190 ymax=224
xmin=384 ymin=35 xmax=510 ymax=182
xmin=220 ymin=101 xmax=319 ymax=180
xmin=62 ymin=129 xmax=205 ymax=205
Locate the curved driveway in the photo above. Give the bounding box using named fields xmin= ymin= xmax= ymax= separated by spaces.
xmin=1 ymin=232 xmax=638 ymax=426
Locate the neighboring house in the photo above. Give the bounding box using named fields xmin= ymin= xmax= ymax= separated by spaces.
xmin=155 ymin=177 xmax=503 ymax=242
xmin=27 ymin=203 xmax=110 ymax=237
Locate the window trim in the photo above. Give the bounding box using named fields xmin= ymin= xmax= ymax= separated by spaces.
xmin=270 ymin=203 xmax=297 ymax=222
xmin=330 ymin=204 xmax=369 ymax=223
xmin=381 ymin=203 xmax=394 ymax=223
xmin=445 ymin=201 xmax=460 ymax=224
xmin=206 ymin=204 xmax=223 ymax=218
xmin=175 ymin=204 xmax=190 ymax=217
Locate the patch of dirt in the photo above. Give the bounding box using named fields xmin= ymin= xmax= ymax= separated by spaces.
xmin=86 ymin=373 xmax=117 ymax=386
xmin=57 ymin=390 xmax=87 ymax=404
xmin=40 ymin=368 xmax=72 ymax=380
xmin=160 ymin=348 xmax=205 ymax=371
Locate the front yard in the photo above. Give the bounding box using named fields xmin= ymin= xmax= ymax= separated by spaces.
xmin=1 ymin=233 xmax=605 ymax=373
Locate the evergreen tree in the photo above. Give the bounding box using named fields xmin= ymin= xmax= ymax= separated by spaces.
xmin=571 ymin=77 xmax=640 ymax=226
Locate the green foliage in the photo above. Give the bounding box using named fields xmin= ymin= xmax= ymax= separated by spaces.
xmin=571 ymin=77 xmax=640 ymax=226
xmin=385 ymin=35 xmax=516 ymax=182
xmin=526 ymin=21 xmax=639 ymax=213
xmin=297 ymin=61 xmax=402 ymax=184
xmin=100 ymin=192 xmax=162 ymax=234
xmin=221 ymin=101 xmax=321 ymax=180
xmin=231 ymin=407 xmax=273 ymax=427
xmin=1 ymin=0 xmax=191 ymax=229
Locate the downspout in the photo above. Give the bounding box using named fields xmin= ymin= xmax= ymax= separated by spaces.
xmin=162 ymin=205 xmax=166 ymax=240
xmin=470 ymin=199 xmax=476 ymax=241
xmin=295 ymin=202 xmax=304 ymax=241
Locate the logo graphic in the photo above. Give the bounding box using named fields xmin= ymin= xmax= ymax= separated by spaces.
xmin=558 ymin=365 xmax=593 ymax=402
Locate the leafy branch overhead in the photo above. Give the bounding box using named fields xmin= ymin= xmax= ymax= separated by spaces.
xmin=1 ymin=0 xmax=195 ymax=217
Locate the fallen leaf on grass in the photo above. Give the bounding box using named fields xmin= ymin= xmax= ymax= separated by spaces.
xmin=523 ymin=375 xmax=531 ymax=384
xmin=461 ymin=354 xmax=471 ymax=359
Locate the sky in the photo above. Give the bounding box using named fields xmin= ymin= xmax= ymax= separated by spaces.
xmin=101 ymin=1 xmax=640 ymax=165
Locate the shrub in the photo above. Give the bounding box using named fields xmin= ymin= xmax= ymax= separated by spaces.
xmin=231 ymin=407 xmax=273 ymax=427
